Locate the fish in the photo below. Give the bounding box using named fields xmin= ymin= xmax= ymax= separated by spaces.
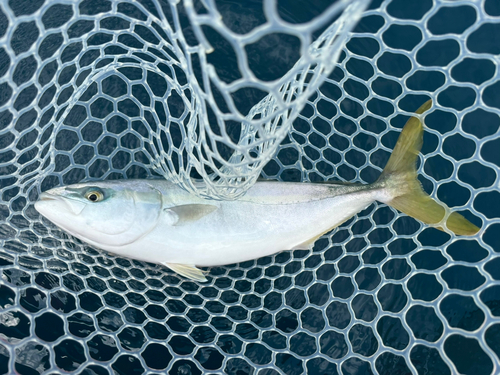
xmin=35 ymin=100 xmax=479 ymax=281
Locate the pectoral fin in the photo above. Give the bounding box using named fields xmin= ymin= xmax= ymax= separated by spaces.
xmin=164 ymin=204 xmax=218 ymax=226
xmin=164 ymin=263 xmax=208 ymax=282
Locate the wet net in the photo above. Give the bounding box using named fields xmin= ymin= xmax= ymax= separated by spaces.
xmin=1 ymin=0 xmax=499 ymax=374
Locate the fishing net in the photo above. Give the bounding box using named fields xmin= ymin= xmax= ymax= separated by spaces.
xmin=0 ymin=0 xmax=499 ymax=374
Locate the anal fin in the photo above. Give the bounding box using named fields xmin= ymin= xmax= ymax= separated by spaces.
xmin=291 ymin=220 xmax=353 ymax=250
xmin=292 ymin=234 xmax=323 ymax=250
xmin=164 ymin=263 xmax=208 ymax=282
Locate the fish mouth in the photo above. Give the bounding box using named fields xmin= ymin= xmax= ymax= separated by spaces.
xmin=35 ymin=192 xmax=61 ymax=215
xmin=38 ymin=192 xmax=60 ymax=201
xmin=36 ymin=191 xmax=87 ymax=216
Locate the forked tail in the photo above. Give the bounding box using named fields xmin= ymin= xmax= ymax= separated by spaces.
xmin=377 ymin=100 xmax=479 ymax=236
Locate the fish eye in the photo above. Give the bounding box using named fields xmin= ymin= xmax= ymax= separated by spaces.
xmin=85 ymin=190 xmax=104 ymax=202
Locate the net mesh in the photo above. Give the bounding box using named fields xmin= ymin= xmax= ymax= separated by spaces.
xmin=0 ymin=0 xmax=499 ymax=374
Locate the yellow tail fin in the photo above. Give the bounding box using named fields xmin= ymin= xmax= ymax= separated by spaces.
xmin=378 ymin=99 xmax=479 ymax=236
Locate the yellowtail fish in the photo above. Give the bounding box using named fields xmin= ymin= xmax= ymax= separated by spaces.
xmin=35 ymin=100 xmax=479 ymax=281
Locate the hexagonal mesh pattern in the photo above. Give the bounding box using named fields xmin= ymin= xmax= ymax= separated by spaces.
xmin=1 ymin=0 xmax=368 ymax=200
xmin=0 ymin=0 xmax=499 ymax=374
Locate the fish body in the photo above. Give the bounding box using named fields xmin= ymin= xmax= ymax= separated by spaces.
xmin=38 ymin=179 xmax=381 ymax=266
xmin=35 ymin=101 xmax=479 ymax=281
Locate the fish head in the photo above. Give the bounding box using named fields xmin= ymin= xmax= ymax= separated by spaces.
xmin=35 ymin=181 xmax=162 ymax=247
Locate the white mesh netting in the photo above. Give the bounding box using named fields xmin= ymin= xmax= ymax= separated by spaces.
xmin=0 ymin=0 xmax=499 ymax=374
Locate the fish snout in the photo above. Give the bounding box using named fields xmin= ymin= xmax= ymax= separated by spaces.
xmin=35 ymin=190 xmax=87 ymax=216
xmin=35 ymin=191 xmax=61 ymax=215
xmin=38 ymin=191 xmax=60 ymax=201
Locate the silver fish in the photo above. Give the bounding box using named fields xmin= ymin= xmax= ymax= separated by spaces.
xmin=35 ymin=100 xmax=479 ymax=281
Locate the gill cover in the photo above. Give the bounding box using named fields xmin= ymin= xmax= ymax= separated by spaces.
xmin=84 ymin=187 xmax=163 ymax=246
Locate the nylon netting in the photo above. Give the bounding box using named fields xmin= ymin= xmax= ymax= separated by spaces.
xmin=0 ymin=0 xmax=499 ymax=374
